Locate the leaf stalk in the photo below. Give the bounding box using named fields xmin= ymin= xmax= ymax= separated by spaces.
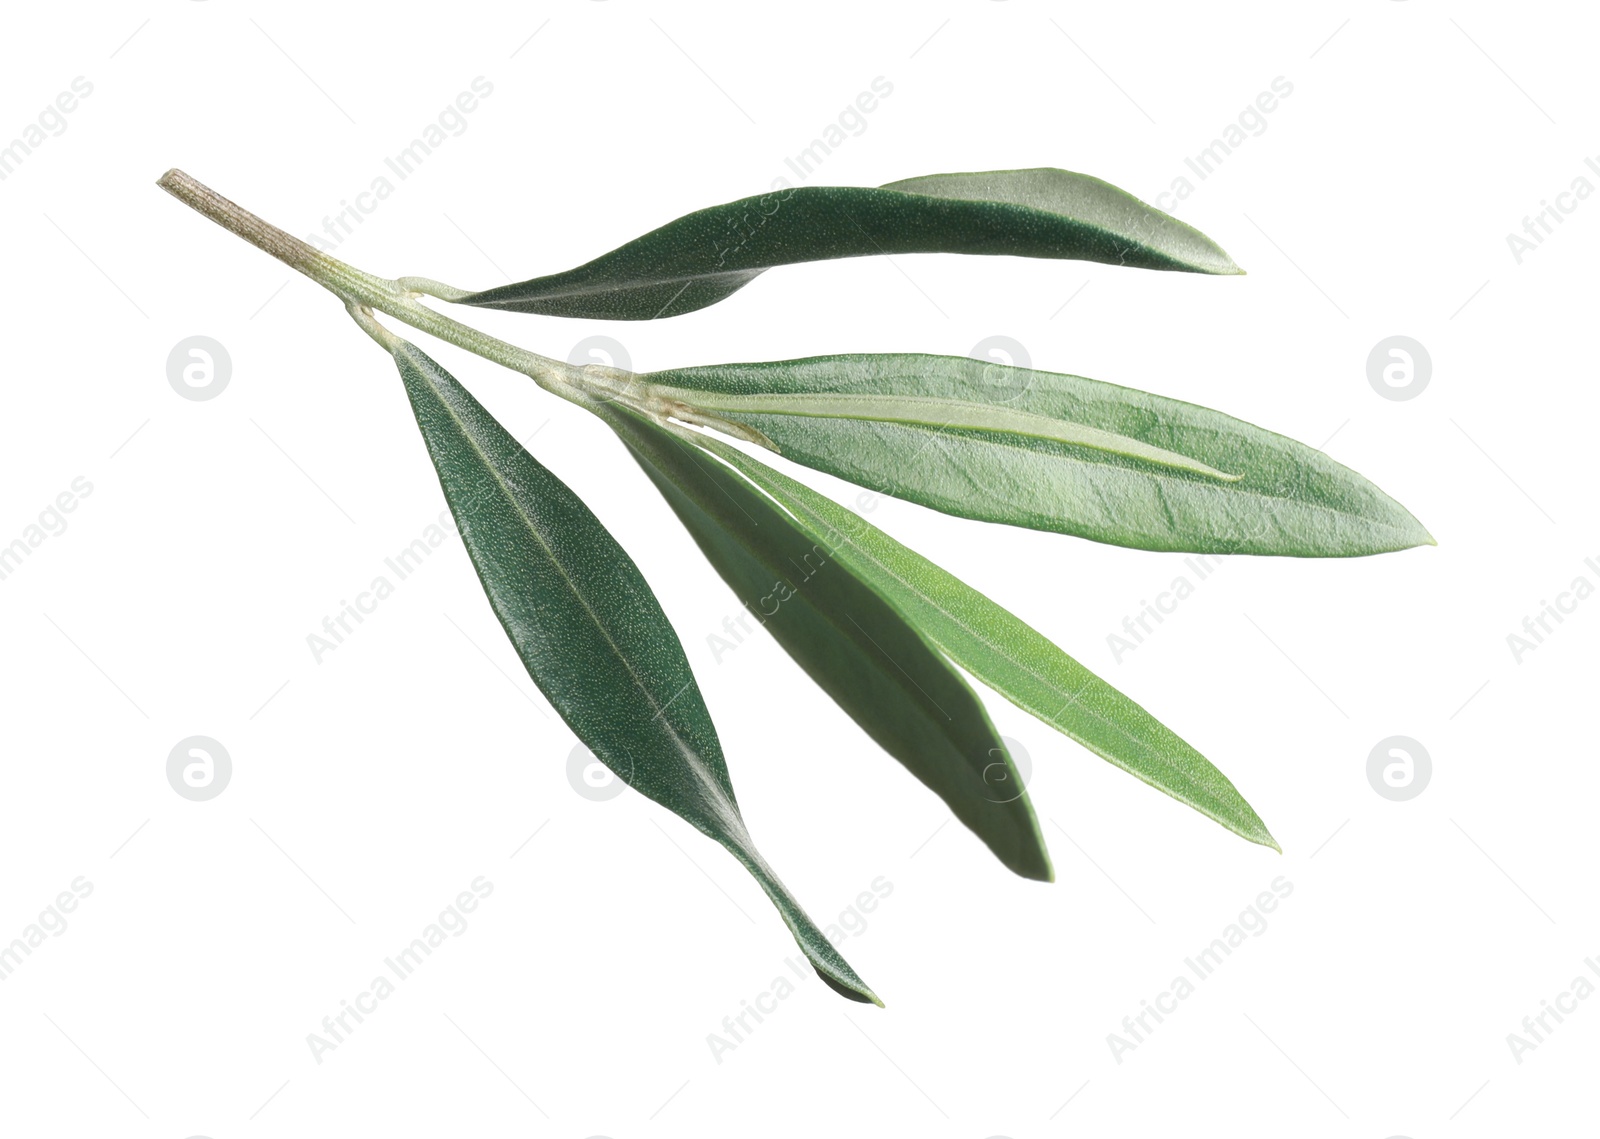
xmin=156 ymin=169 xmax=780 ymax=447
xmin=157 ymin=169 xmax=586 ymax=398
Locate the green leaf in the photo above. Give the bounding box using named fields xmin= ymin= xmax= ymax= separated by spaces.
xmin=599 ymin=403 xmax=1053 ymax=882
xmin=458 ymin=168 xmax=1241 ymax=320
xmin=388 ymin=339 xmax=880 ymax=1005
xmin=643 ymin=353 xmax=1435 ymax=558
xmin=640 ymin=423 xmax=1278 ymax=852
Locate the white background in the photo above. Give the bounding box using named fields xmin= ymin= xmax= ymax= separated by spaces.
xmin=1 ymin=2 xmax=1593 ymax=1135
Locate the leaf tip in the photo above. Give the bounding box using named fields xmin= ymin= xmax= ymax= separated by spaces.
xmin=1229 ymin=821 xmax=1281 ymax=853
xmin=1213 ymin=250 xmax=1246 ymax=276
xmin=1018 ymin=842 xmax=1055 ymax=883
xmin=1226 ymin=806 xmax=1280 ymax=853
xmin=814 ymin=965 xmax=884 ymax=1007
xmin=995 ymin=817 xmax=1054 ymax=883
xmin=1397 ymin=518 xmax=1437 ymax=551
xmin=1242 ymin=816 xmax=1281 ymax=853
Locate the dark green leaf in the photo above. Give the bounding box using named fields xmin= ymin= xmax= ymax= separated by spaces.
xmin=600 ymin=403 xmax=1052 ymax=882
xmin=389 ymin=339 xmax=879 ymax=1004
xmin=458 ymin=168 xmax=1241 ymax=320
xmin=645 ymin=424 xmax=1278 ymax=851
xmin=643 ymin=353 xmax=1435 ymax=558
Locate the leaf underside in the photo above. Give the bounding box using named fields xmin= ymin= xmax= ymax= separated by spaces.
xmin=646 ymin=353 xmax=1435 ymax=558
xmin=459 ymin=168 xmax=1241 ymax=320
xmin=389 ymin=340 xmax=879 ymax=1004
xmin=602 ymin=403 xmax=1053 ymax=882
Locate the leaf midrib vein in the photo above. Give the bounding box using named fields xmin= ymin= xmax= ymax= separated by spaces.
xmin=760 ymin=417 xmax=1417 ymax=541
xmin=415 ymin=364 xmax=739 ymax=821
